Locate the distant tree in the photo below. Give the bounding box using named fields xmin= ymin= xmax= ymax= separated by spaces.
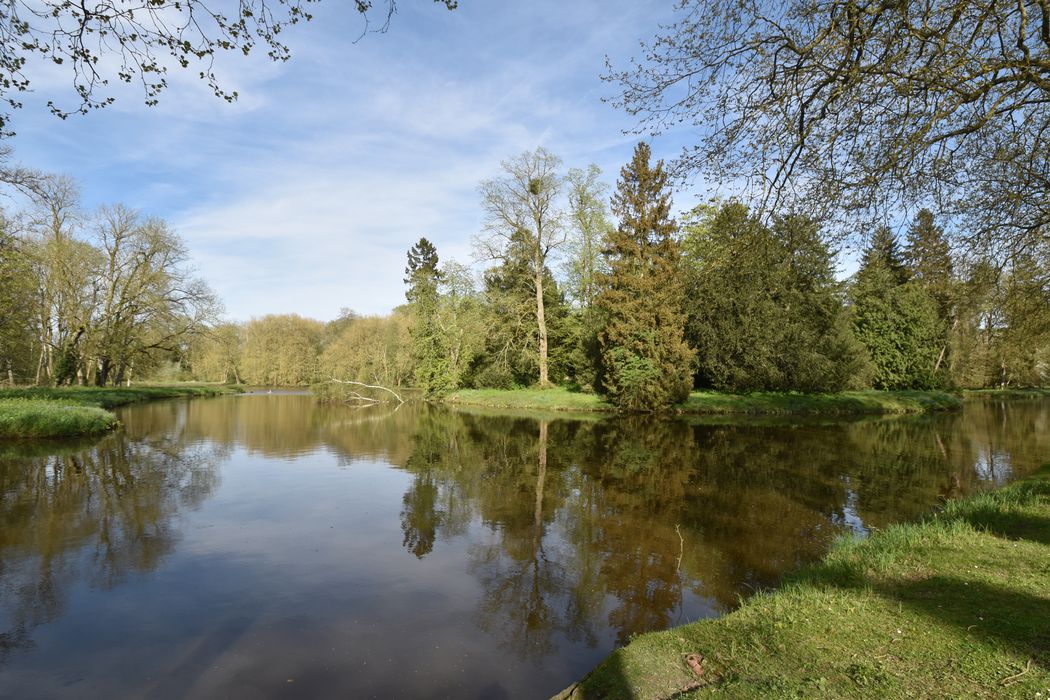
xmin=682 ymin=202 xmax=864 ymax=392
xmin=241 ymin=314 xmax=323 ymax=386
xmin=607 ymin=0 xmax=1050 ymax=254
xmin=476 ymin=148 xmax=569 ymax=387
xmin=596 ymin=143 xmax=693 ymax=411
xmin=0 ymin=0 xmax=458 ymax=135
xmin=404 ymin=237 xmax=452 ymax=397
xmin=319 ymin=311 xmax=413 ymax=389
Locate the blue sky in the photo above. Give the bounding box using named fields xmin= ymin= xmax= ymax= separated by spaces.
xmin=13 ymin=1 xmax=714 ymax=321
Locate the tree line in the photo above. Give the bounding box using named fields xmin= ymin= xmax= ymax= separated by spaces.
xmin=0 ymin=161 xmax=219 ymax=386
xmin=187 ymin=144 xmax=1047 ymax=410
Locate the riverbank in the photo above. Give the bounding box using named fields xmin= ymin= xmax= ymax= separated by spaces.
xmin=446 ymin=387 xmax=962 ymax=415
xmin=554 ymin=464 xmax=1050 ymax=700
xmin=0 ymin=385 xmax=240 ymax=438
xmin=964 ymin=388 xmax=1050 ymax=400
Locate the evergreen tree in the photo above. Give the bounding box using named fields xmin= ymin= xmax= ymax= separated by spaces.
xmin=862 ymin=225 xmax=909 ymax=285
xmin=904 ymin=208 xmax=956 ymax=375
xmin=404 ymin=237 xmax=452 ymax=397
xmin=851 ymin=233 xmax=943 ymax=389
xmin=595 ymin=143 xmax=693 ymax=411
xmin=682 ymin=202 xmax=864 ymax=392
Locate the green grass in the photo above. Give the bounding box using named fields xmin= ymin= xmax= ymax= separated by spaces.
xmin=0 ymin=384 xmax=239 ymax=438
xmin=556 ymin=465 xmax=1050 ymax=700
xmin=963 ymin=388 xmax=1050 ymax=400
xmin=447 ymin=387 xmax=961 ymax=415
xmin=0 ymin=399 xmax=117 ymax=438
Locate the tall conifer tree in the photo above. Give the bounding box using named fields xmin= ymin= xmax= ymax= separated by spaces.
xmin=596 ymin=143 xmax=693 ymax=411
xmin=404 ymin=237 xmax=451 ymax=397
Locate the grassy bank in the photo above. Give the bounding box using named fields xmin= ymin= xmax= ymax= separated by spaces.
xmin=964 ymin=388 xmax=1050 ymax=400
xmin=556 ymin=465 xmax=1050 ymax=700
xmin=0 ymin=384 xmax=239 ymax=438
xmin=446 ymin=387 xmax=962 ymax=415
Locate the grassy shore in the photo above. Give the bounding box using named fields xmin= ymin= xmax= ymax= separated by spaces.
xmin=446 ymin=387 xmax=962 ymax=415
xmin=555 ymin=465 xmax=1050 ymax=700
xmin=0 ymin=384 xmax=239 ymax=438
xmin=964 ymin=388 xmax=1050 ymax=400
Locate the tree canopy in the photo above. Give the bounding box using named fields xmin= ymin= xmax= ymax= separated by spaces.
xmin=607 ymin=0 xmax=1050 ymax=254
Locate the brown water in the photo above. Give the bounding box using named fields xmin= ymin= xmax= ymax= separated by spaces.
xmin=0 ymin=395 xmax=1047 ymax=699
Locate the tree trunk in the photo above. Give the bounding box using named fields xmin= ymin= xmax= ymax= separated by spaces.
xmin=97 ymin=357 xmax=111 ymax=386
xmin=534 ymin=257 xmax=550 ymax=387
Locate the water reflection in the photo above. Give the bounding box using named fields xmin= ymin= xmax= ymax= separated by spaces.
xmin=0 ymin=431 xmax=224 ymax=664
xmin=0 ymin=395 xmax=1046 ymax=697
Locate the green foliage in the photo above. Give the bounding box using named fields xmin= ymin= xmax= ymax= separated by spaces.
xmin=596 ymin=143 xmax=693 ymax=411
xmin=241 ymin=314 xmax=324 ymax=386
xmin=405 ymin=237 xmax=454 ymax=397
xmin=319 ymin=311 xmax=413 ymax=388
xmin=682 ymin=202 xmax=865 ymax=392
xmin=468 ymin=228 xmax=573 ymax=388
xmin=851 ymin=229 xmax=945 ymax=390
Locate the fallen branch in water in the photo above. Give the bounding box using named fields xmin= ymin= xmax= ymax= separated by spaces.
xmin=327 ymin=379 xmax=405 ymax=405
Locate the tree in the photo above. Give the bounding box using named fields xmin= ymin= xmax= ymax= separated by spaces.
xmin=89 ymin=205 xmax=219 ymax=385
xmin=862 ymin=226 xmax=910 ymax=286
xmin=596 ymin=143 xmax=693 ymax=411
xmin=608 ymin=1 xmax=1050 ymax=254
xmin=682 ymin=202 xmax=865 ymax=392
xmin=241 ymin=314 xmax=323 ymax=386
xmin=0 ymin=214 xmax=36 ymax=383
xmin=404 ymin=237 xmax=451 ymax=396
xmin=905 ymin=209 xmax=957 ymax=374
xmin=851 ymin=241 xmax=944 ymax=390
xmin=470 ymin=229 xmax=571 ymax=389
xmin=0 ymin=0 xmax=458 ymax=135
xmin=476 ymin=148 xmax=568 ymax=387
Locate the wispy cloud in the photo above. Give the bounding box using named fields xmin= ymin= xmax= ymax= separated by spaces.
xmin=13 ymin=0 xmax=687 ymax=321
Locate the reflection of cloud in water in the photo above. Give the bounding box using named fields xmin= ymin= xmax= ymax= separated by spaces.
xmin=833 ymin=477 xmax=869 ymax=537
xmin=973 ymin=448 xmax=1014 ymax=485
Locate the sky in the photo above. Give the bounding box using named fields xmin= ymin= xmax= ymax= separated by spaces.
xmin=11 ymin=1 xmax=711 ymax=322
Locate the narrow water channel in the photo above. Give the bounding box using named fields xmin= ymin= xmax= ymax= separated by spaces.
xmin=1 ymin=395 xmax=1047 ymax=698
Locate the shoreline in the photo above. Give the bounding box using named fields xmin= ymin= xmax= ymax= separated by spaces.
xmin=445 ymin=387 xmax=963 ymax=416
xmin=553 ymin=464 xmax=1050 ymax=699
xmin=0 ymin=384 xmax=241 ymax=438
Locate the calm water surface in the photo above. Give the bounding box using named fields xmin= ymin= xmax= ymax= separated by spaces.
xmin=1 ymin=395 xmax=1048 ymax=698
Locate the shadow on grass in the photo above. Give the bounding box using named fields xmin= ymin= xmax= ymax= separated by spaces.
xmin=877 ymin=575 xmax=1050 ymax=669
xmin=954 ymin=508 xmax=1050 ymax=546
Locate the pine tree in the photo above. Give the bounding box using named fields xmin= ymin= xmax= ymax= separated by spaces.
xmin=596 ymin=143 xmax=694 ymax=411
xmin=862 ymin=225 xmax=909 ymax=284
xmin=404 ymin=237 xmax=452 ymax=397
xmin=905 ymin=210 xmax=954 ymax=314
xmin=851 ymin=230 xmax=943 ymax=389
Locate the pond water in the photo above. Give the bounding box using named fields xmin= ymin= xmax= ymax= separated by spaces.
xmin=1 ymin=395 xmax=1047 ymax=698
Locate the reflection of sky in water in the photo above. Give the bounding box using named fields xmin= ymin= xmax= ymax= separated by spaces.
xmin=0 ymin=396 xmax=1047 ymax=698
xmin=973 ymin=448 xmax=1014 ymax=485
xmin=834 ymin=476 xmax=869 ymax=537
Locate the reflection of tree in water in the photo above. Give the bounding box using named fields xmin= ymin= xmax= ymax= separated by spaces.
xmin=0 ymin=432 xmax=223 ymax=664
xmin=394 ymin=402 xmax=1050 ymax=659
